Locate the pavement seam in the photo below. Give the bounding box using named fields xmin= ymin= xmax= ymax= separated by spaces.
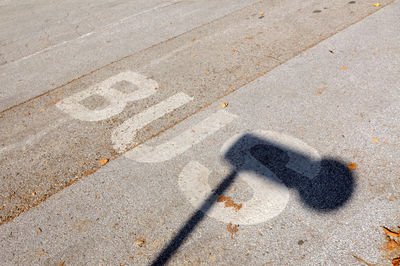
xmin=0 ymin=0 xmax=266 ymax=114
xmin=0 ymin=0 xmax=183 ymax=67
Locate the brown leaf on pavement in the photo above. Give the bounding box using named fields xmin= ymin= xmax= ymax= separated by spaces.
xmin=134 ymin=237 xmax=146 ymax=247
xmin=217 ymin=195 xmax=242 ymax=211
xmin=382 ymin=226 xmax=400 ymax=238
xmin=347 ymin=163 xmax=358 ymax=170
xmin=99 ymin=158 xmax=109 ymax=166
xmin=316 ymin=87 xmax=327 ymax=94
xmin=227 ymin=223 xmax=239 ymax=239
xmin=381 ymin=239 xmax=399 ymax=252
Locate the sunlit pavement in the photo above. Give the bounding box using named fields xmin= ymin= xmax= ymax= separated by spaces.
xmin=0 ymin=0 xmax=399 ymax=265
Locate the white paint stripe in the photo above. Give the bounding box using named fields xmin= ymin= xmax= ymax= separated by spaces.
xmin=112 ymin=92 xmax=193 ymax=153
xmin=125 ymin=110 xmax=238 ymax=163
xmin=0 ymin=118 xmax=67 ymax=156
xmin=178 ymin=160 xmax=290 ymax=225
xmin=1 ymin=0 xmax=182 ymax=67
xmin=147 ymin=42 xmax=193 ymax=68
xmin=178 ymin=130 xmax=321 ymax=224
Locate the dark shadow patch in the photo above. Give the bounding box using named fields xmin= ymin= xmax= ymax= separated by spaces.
xmin=152 ymin=133 xmax=355 ymax=265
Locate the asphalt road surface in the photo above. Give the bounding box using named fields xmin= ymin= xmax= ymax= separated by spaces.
xmin=0 ymin=0 xmax=399 ymax=265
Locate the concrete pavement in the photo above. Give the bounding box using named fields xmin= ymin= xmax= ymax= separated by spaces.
xmin=0 ymin=0 xmax=393 ymax=226
xmin=0 ymin=0 xmax=399 ymax=265
xmin=0 ymin=0 xmax=261 ymax=111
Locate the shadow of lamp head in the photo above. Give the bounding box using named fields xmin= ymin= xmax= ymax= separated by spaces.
xmin=152 ymin=132 xmax=355 ymax=265
xmin=223 ymin=133 xmax=354 ymax=211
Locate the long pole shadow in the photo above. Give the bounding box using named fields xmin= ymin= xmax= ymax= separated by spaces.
xmin=152 ymin=171 xmax=238 ymax=265
xmin=152 ymin=134 xmax=354 ymax=265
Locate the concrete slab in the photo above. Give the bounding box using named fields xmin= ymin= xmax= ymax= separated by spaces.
xmin=0 ymin=1 xmax=398 ymax=264
xmin=0 ymin=0 xmax=261 ymax=111
xmin=0 ymin=0 xmax=392 ymax=226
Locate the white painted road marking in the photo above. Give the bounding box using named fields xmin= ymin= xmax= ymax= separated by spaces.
xmin=0 ymin=118 xmax=67 ymax=156
xmin=2 ymin=0 xmax=182 ymax=67
xmin=178 ymin=130 xmax=321 ymax=224
xmin=56 ymin=71 xmax=158 ymax=121
xmin=55 ymin=71 xmax=321 ymax=224
xmin=125 ymin=110 xmax=237 ymax=163
xmin=178 ymin=160 xmax=290 ymax=225
xmin=112 ymin=92 xmax=193 ymax=153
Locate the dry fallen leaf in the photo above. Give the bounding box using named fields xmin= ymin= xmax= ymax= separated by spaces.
xmin=134 ymin=237 xmax=146 ymax=247
xmin=36 ymin=250 xmax=48 ymax=256
xmin=341 ymin=66 xmax=347 ymax=70
xmin=99 ymin=158 xmax=109 ymax=166
xmin=316 ymin=87 xmax=327 ymax=94
xmin=372 ymin=137 xmax=379 ymax=143
xmin=382 ymin=239 xmax=400 ymax=252
xmin=232 ymin=48 xmax=237 ymax=53
xmin=373 ymin=3 xmax=381 ymax=7
xmin=347 ymin=163 xmax=358 ymax=170
xmin=382 ymin=226 xmax=400 ymax=238
xmin=217 ymin=195 xmax=242 ymax=211
xmin=227 ymin=223 xmax=239 ymax=238
xmin=221 ymin=102 xmax=228 ymax=108
xmin=58 ymin=262 xmax=65 ymax=266
xmin=393 ymin=258 xmax=400 ymax=266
